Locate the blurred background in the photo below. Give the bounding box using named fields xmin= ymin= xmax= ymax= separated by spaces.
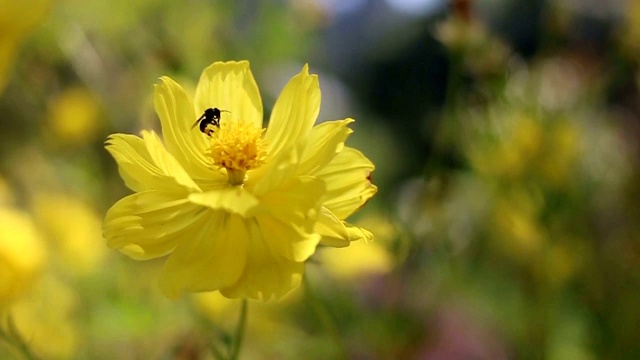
xmin=1 ymin=0 xmax=640 ymax=358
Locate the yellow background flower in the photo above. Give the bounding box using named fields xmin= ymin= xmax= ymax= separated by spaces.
xmin=5 ymin=275 xmax=79 ymax=359
xmin=47 ymin=87 xmax=103 ymax=146
xmin=103 ymin=61 xmax=376 ymax=300
xmin=0 ymin=0 xmax=49 ymax=93
xmin=0 ymin=207 xmax=46 ymax=306
xmin=32 ymin=193 xmax=107 ymax=275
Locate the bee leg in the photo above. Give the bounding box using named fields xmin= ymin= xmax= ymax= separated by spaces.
xmin=204 ymin=124 xmax=216 ymax=136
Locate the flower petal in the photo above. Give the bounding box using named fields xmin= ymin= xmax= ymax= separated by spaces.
xmin=343 ymin=222 xmax=374 ymax=242
xmin=314 ymin=147 xmax=377 ymax=219
xmin=315 ymin=207 xmax=350 ymax=247
xmin=219 ymin=217 xmax=305 ymax=300
xmin=255 ymin=216 xmax=321 ymax=262
xmin=103 ymin=191 xmax=203 ymax=260
xmin=219 ymin=176 xmax=324 ymax=300
xmin=313 ymin=147 xmax=378 ymax=219
xmin=159 ymin=211 xmax=247 ymax=299
xmin=188 ymin=186 xmax=260 ymax=218
xmin=154 ymin=76 xmax=222 ymax=181
xmin=258 ymin=176 xmax=324 ymax=261
xmin=220 ymin=259 xmax=304 ymax=301
xmin=315 ymin=207 xmax=374 ymax=247
xmin=264 ymin=64 xmax=320 ymax=160
xmin=297 ymin=118 xmax=354 ymax=176
xmin=106 ymin=131 xmax=200 ymax=193
xmin=194 ymin=60 xmax=263 ymax=129
xmin=246 ymin=139 xmax=305 ymax=196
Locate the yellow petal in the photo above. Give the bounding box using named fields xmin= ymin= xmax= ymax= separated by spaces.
xmin=315 ymin=147 xmax=377 ymax=219
xmin=315 ymin=207 xmax=350 ymax=247
xmin=297 ymin=118 xmax=354 ymax=176
xmin=106 ymin=131 xmax=200 ymax=193
xmin=188 ymin=186 xmax=260 ymax=218
xmin=259 ymin=176 xmax=324 ymax=261
xmin=159 ymin=212 xmax=247 ymax=299
xmin=256 ymin=216 xmax=321 ymax=263
xmin=247 ymin=139 xmax=305 ymax=196
xmin=103 ymin=192 xmax=201 ymax=260
xmin=154 ymin=76 xmax=220 ymax=181
xmin=343 ymin=222 xmax=374 ymax=242
xmin=220 ymin=176 xmax=325 ymax=300
xmin=264 ymin=64 xmax=320 ymax=160
xmin=316 ymin=207 xmax=374 ymax=247
xmin=194 ymin=60 xmax=263 ymax=129
xmin=220 ymin=259 xmax=304 ymax=301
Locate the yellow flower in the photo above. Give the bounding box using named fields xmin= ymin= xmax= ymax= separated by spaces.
xmin=319 ymin=240 xmax=393 ymax=281
xmin=5 ymin=275 xmax=79 ymax=359
xmin=0 ymin=207 xmax=46 ymax=306
xmin=318 ymin=214 xmax=394 ymax=281
xmin=47 ymin=87 xmax=102 ymax=146
xmin=0 ymin=0 xmax=50 ymax=93
xmin=491 ymin=189 xmax=545 ymax=263
xmin=32 ymin=193 xmax=106 ymax=275
xmin=103 ymin=61 xmax=376 ymax=300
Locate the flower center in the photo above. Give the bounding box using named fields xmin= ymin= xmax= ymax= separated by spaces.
xmin=207 ymin=118 xmax=267 ymax=185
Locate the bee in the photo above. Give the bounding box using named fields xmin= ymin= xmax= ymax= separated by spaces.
xmin=192 ymin=107 xmax=229 ymax=136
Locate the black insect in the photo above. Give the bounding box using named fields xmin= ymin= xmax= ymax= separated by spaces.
xmin=192 ymin=108 xmax=229 ymax=136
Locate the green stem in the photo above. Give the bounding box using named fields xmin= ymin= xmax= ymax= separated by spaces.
xmin=303 ymin=277 xmax=349 ymax=360
xmin=0 ymin=317 xmax=39 ymax=360
xmin=208 ymin=339 xmax=226 ymax=360
xmin=229 ymin=299 xmax=248 ymax=360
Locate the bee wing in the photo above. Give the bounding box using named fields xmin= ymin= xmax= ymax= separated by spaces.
xmin=191 ymin=114 xmax=205 ymax=129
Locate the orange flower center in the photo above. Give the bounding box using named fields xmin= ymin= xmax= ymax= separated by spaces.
xmin=207 ymin=118 xmax=267 ymax=185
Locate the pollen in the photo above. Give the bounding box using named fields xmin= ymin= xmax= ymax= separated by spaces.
xmin=207 ymin=117 xmax=267 ymax=185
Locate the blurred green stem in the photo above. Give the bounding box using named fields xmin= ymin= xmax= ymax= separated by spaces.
xmin=229 ymin=299 xmax=248 ymax=360
xmin=304 ymin=277 xmax=349 ymax=360
xmin=0 ymin=317 xmax=40 ymax=360
xmin=444 ymin=51 xmax=463 ymax=115
xmin=423 ymin=49 xmax=463 ymax=178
